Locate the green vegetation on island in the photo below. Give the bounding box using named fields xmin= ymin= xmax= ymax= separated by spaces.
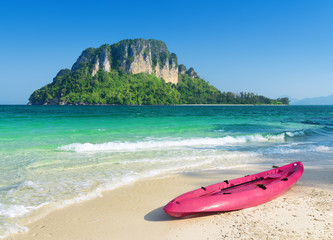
xmin=28 ymin=39 xmax=289 ymax=105
xmin=29 ymin=69 xmax=289 ymax=105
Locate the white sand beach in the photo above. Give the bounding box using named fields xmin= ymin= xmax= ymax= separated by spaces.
xmin=10 ymin=162 xmax=333 ymax=240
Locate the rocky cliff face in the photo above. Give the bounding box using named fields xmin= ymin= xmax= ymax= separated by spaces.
xmin=70 ymin=39 xmax=179 ymax=84
xmin=91 ymin=47 xmax=111 ymax=76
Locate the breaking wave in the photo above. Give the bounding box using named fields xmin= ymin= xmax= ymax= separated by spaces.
xmin=58 ymin=132 xmax=300 ymax=153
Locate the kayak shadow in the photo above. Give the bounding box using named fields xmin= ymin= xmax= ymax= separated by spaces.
xmin=144 ymin=207 xmax=175 ymax=222
xmin=144 ymin=207 xmax=221 ymax=222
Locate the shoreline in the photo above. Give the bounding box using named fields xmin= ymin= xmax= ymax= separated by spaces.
xmin=27 ymin=104 xmax=289 ymax=106
xmin=9 ymin=161 xmax=333 ymax=240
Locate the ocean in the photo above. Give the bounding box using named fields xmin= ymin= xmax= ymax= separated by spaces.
xmin=0 ymin=105 xmax=332 ymax=237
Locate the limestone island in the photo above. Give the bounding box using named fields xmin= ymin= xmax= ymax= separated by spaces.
xmin=28 ymin=39 xmax=289 ymax=105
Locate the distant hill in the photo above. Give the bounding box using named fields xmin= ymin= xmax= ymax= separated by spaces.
xmin=292 ymin=94 xmax=333 ymax=105
xmin=28 ymin=39 xmax=288 ymax=105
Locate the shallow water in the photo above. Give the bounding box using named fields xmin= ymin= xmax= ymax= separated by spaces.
xmin=0 ymin=105 xmax=332 ymax=237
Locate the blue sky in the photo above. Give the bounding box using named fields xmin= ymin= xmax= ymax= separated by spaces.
xmin=0 ymin=0 xmax=332 ymax=104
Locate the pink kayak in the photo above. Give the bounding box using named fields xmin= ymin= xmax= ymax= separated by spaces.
xmin=164 ymin=161 xmax=304 ymax=217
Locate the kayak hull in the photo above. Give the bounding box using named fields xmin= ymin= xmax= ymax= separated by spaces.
xmin=164 ymin=161 xmax=304 ymax=217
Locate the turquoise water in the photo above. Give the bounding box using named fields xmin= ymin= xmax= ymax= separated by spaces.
xmin=0 ymin=105 xmax=333 ymax=237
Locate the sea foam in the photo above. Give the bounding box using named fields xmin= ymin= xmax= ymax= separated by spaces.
xmin=59 ymin=134 xmax=286 ymax=153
